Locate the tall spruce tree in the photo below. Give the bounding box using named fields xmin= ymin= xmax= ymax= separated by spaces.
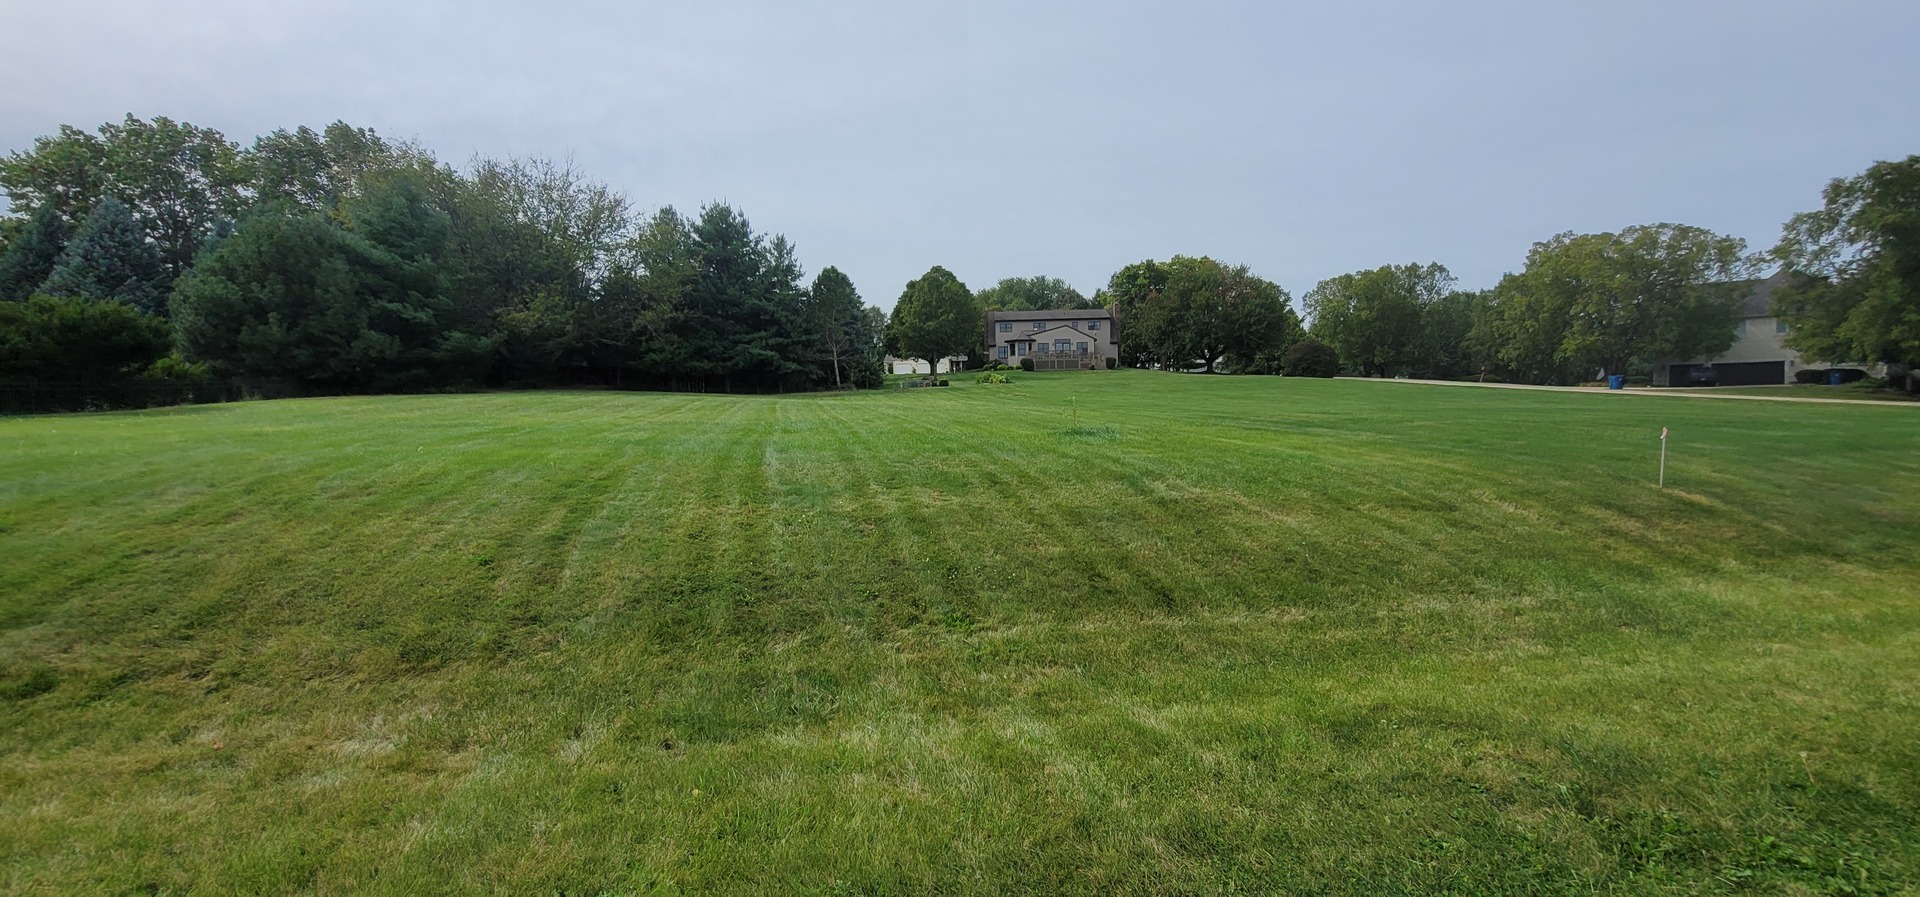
xmin=39 ymin=198 xmax=169 ymax=314
xmin=0 ymin=204 xmax=70 ymax=301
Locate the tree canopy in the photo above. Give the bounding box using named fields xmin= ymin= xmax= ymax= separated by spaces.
xmin=976 ymin=275 xmax=1093 ymax=310
xmin=1488 ymin=226 xmax=1753 ymax=382
xmin=1305 ymin=263 xmax=1453 ymax=377
xmin=805 ymin=266 xmax=882 ymax=388
xmin=1102 ymin=256 xmax=1298 ymax=372
xmin=887 ymin=266 xmax=977 ymax=376
xmin=0 ymin=295 xmax=170 ymax=384
xmin=0 ymin=115 xmax=888 ymax=395
xmin=0 ymin=203 xmax=69 ymax=301
xmin=0 ymin=115 xmax=250 ymax=279
xmin=39 ymin=198 xmax=170 ymax=314
xmin=1771 ymin=155 xmax=1920 ymax=379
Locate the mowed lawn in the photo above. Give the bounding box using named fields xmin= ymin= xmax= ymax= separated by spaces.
xmin=3 ymin=372 xmax=1918 ymax=895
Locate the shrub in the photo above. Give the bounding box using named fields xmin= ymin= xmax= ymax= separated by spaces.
xmin=936 ymin=379 xmax=949 ymax=387
xmin=974 ymin=372 xmax=1011 ymax=384
xmin=0 ymin=294 xmax=170 ymax=384
xmin=1281 ymin=340 xmax=1341 ymax=378
xmin=140 ymin=354 xmax=212 ymax=383
xmin=1019 ymin=357 xmax=1034 ymax=372
xmin=1105 ymin=357 xmax=1117 ymax=370
xmin=1796 ymin=367 xmax=1869 ymax=385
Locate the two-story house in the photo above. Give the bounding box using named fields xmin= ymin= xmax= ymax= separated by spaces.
xmin=984 ymin=308 xmax=1119 ymax=370
xmin=1654 ymin=271 xmax=1874 ymax=386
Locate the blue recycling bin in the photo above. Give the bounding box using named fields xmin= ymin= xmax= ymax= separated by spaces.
xmin=1607 ymin=375 xmax=1626 ymax=390
xmin=1828 ymin=370 xmax=1844 ymax=386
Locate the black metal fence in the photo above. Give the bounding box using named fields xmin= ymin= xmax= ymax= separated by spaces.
xmin=0 ymin=380 xmax=308 ymax=416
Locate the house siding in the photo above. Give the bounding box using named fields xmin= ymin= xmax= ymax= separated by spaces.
xmin=984 ymin=308 xmax=1120 ymax=368
xmin=1651 ymin=271 xmax=1877 ymax=386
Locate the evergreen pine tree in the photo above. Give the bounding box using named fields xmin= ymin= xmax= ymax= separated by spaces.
xmin=0 ymin=204 xmax=71 ymax=301
xmin=40 ymin=198 xmax=170 ymax=315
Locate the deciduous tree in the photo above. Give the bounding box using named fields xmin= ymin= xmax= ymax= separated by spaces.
xmin=1771 ymin=155 xmax=1920 ymax=388
xmin=1305 ymin=263 xmax=1452 ymax=377
xmin=976 ymin=275 xmax=1093 ymax=311
xmin=1494 ymin=226 xmax=1752 ymax=381
xmin=887 ymin=266 xmax=976 ymax=377
xmin=1 ymin=116 xmax=249 ymax=278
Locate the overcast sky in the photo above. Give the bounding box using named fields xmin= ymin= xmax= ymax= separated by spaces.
xmin=4 ymin=0 xmax=1918 ymax=308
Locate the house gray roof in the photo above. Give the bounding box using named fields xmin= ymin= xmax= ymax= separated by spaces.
xmin=1735 ymin=270 xmax=1796 ymax=318
xmin=985 ymin=308 xmax=1113 ymax=321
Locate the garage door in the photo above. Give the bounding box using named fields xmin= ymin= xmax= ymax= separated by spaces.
xmin=1711 ymin=360 xmax=1786 ymax=386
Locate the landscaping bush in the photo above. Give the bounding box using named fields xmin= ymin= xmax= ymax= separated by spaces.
xmin=0 ymin=294 xmax=171 ymax=385
xmin=1281 ymin=339 xmax=1341 ymax=378
xmin=141 ymin=354 xmax=212 ymax=383
xmin=974 ymin=372 xmax=1010 ymax=384
xmin=1019 ymin=357 xmax=1034 ymax=372
xmin=1105 ymin=357 xmax=1117 ymax=370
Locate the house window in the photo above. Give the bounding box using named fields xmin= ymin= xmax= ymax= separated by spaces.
xmin=996 ymin=346 xmax=1008 ymax=359
xmin=1015 ymin=343 xmax=1027 ymax=356
xmin=998 ymin=321 xmax=1011 ymax=333
xmin=1735 ymin=320 xmax=1749 ymax=336
xmin=1077 ymin=341 xmax=1089 ymax=353
xmin=1776 ymin=320 xmax=1789 ymax=334
xmin=1087 ymin=320 xmax=1101 ymax=331
xmin=1054 ymin=339 xmax=1071 ymax=352
xmin=1032 ymin=321 xmax=1046 ymax=330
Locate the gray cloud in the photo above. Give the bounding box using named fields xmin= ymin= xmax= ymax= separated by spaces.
xmin=5 ymin=0 xmax=1917 ymax=308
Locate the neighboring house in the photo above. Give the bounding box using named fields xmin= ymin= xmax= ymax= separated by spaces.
xmin=1654 ymin=271 xmax=1873 ymax=386
xmin=984 ymin=308 xmax=1119 ymax=370
xmin=885 ymin=355 xmax=967 ymax=376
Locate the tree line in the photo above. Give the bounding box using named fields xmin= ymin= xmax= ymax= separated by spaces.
xmin=0 ymin=116 xmax=887 ymax=401
xmin=1073 ymin=155 xmax=1917 ymax=388
xmin=890 ymin=153 xmax=1920 ymax=388
xmin=1296 ymin=158 xmax=1919 ymax=387
xmin=1300 ymin=225 xmax=1757 ymax=384
xmin=3 ymin=116 xmax=1915 ymax=400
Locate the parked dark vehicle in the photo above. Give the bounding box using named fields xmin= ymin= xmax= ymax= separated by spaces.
xmin=1687 ymin=366 xmax=1718 ymax=387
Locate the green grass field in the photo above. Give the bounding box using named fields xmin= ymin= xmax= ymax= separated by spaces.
xmin=4 ymin=372 xmax=1918 ymax=894
xmin=1667 ymin=383 xmax=1920 ymax=403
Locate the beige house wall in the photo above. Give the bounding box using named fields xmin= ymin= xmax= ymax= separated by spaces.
xmin=1655 ymin=315 xmax=1876 ymax=385
xmin=984 ymin=311 xmax=1119 ymax=366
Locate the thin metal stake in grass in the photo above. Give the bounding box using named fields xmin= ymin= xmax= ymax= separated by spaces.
xmin=1659 ymin=426 xmax=1669 ymax=488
